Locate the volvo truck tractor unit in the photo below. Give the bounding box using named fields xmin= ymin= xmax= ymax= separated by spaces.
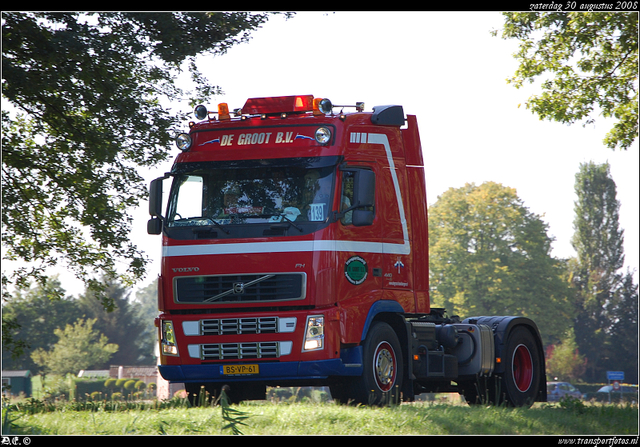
xmin=148 ymin=94 xmax=546 ymax=407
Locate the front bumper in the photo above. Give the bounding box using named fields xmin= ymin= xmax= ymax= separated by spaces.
xmin=158 ymin=347 xmax=363 ymax=384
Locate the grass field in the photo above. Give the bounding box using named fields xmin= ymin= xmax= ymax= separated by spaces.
xmin=4 ymin=396 xmax=638 ymax=436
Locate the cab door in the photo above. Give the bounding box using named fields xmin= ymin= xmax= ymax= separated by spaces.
xmin=333 ymin=163 xmax=383 ymax=343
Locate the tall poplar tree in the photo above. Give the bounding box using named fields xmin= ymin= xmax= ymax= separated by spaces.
xmin=570 ymin=161 xmax=625 ymax=381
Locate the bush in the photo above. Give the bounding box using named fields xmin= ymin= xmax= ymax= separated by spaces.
xmin=74 ymin=379 xmax=107 ymax=401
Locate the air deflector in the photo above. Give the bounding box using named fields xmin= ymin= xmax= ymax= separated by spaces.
xmin=371 ymin=105 xmax=405 ymax=126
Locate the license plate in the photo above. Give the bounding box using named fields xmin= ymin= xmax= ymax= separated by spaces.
xmin=221 ymin=364 xmax=259 ymax=375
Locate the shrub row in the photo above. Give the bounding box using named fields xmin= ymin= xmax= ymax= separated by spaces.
xmin=73 ymin=378 xmax=156 ymax=401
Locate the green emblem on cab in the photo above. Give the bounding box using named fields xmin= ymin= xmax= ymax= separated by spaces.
xmin=345 ymin=256 xmax=368 ymax=285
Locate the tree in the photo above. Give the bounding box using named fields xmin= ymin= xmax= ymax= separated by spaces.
xmin=132 ymin=279 xmax=161 ymax=354
xmin=31 ymin=318 xmax=118 ymax=376
xmin=428 ymin=182 xmax=572 ymax=345
xmin=78 ymin=277 xmax=154 ymax=366
xmin=1 ymin=276 xmax=84 ymax=372
xmin=546 ymin=327 xmax=587 ymax=382
xmin=570 ymin=161 xmax=626 ymax=381
xmin=604 ymin=269 xmax=638 ymax=382
xmin=494 ymin=12 xmax=638 ymax=150
xmin=1 ymin=12 xmax=286 ymax=307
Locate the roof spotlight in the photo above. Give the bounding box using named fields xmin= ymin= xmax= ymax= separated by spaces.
xmin=194 ymin=105 xmax=208 ymax=120
xmin=318 ymin=98 xmax=333 ymax=114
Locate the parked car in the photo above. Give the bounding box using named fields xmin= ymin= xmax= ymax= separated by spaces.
xmin=547 ymin=382 xmax=583 ymax=402
xmin=587 ymin=385 xmax=639 ymax=403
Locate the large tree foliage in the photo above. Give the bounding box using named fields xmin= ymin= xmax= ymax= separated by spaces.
xmin=428 ymin=182 xmax=572 ymax=345
xmin=570 ymin=161 xmax=627 ymax=381
xmin=495 ymin=12 xmax=638 ymax=150
xmin=1 ymin=12 xmax=283 ymax=307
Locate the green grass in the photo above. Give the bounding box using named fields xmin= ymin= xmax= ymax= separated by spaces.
xmin=5 ymin=398 xmax=638 ymax=436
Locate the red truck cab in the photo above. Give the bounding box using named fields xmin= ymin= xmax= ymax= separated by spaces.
xmin=149 ymin=95 xmax=546 ymax=406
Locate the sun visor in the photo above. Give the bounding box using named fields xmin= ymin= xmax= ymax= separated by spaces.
xmin=371 ymin=105 xmax=405 ymax=126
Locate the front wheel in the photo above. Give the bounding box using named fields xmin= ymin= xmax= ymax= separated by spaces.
xmin=351 ymin=322 xmax=403 ymax=405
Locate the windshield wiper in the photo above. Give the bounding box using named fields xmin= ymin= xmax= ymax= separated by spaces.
xmin=187 ymin=218 xmax=229 ymax=235
xmin=261 ymin=210 xmax=304 ymax=232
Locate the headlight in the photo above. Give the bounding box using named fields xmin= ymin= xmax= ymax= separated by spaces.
xmin=303 ymin=316 xmax=324 ymax=351
xmin=161 ymin=321 xmax=179 ymax=356
xmin=176 ymin=133 xmax=192 ymax=151
xmin=315 ymin=127 xmax=331 ymax=145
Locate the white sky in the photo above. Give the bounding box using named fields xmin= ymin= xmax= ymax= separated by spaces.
xmin=4 ymin=11 xmax=639 ymax=297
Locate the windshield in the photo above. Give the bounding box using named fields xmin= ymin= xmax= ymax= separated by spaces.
xmin=165 ymin=157 xmax=338 ymax=235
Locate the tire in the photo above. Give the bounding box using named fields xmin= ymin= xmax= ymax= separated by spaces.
xmin=498 ymin=326 xmax=542 ymax=407
xmin=351 ymin=322 xmax=403 ymax=405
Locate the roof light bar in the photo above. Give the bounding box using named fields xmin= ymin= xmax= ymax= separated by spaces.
xmin=189 ymin=96 xmax=361 ymax=124
xmin=242 ymin=95 xmax=314 ymax=115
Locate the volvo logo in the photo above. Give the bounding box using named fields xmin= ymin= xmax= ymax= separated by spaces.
xmin=172 ymin=267 xmax=200 ymax=273
xmin=232 ymin=282 xmax=245 ymax=294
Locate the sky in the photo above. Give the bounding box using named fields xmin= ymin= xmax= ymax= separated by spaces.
xmin=4 ymin=11 xmax=639 ymax=298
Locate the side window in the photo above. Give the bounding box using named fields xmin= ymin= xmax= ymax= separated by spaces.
xmin=340 ymin=172 xmax=354 ymax=225
xmin=340 ymin=169 xmax=375 ymax=226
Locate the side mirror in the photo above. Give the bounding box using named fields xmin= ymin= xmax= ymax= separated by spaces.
xmin=149 ymin=177 xmax=164 ymax=218
xmin=147 ymin=217 xmax=162 ymax=235
xmin=352 ymin=209 xmax=374 ymax=226
xmin=148 ymin=174 xmax=170 ymax=235
xmin=353 ymin=169 xmax=375 ymax=208
xmin=340 ymin=168 xmax=375 ymax=226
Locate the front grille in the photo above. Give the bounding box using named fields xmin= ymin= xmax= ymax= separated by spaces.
xmin=175 ymin=273 xmax=306 ymax=304
xmin=202 ymin=317 xmax=278 ymax=335
xmin=201 ymin=342 xmax=279 ymax=360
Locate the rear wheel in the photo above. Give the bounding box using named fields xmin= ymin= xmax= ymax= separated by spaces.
xmin=499 ymin=326 xmax=542 ymax=407
xmin=351 ymin=322 xmax=403 ymax=405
